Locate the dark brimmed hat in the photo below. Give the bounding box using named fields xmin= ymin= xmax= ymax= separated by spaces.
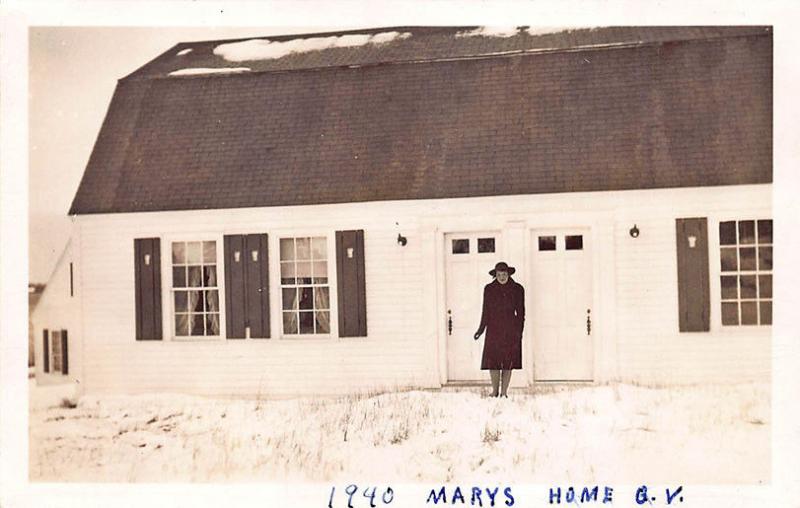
xmin=489 ymin=261 xmax=516 ymax=277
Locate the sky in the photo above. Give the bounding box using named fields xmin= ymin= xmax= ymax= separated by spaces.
xmin=28 ymin=26 xmax=347 ymax=283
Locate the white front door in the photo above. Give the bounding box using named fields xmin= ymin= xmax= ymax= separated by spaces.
xmin=445 ymin=232 xmax=502 ymax=381
xmin=531 ymin=228 xmax=594 ymax=381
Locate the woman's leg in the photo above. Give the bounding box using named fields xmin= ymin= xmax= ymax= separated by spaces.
xmin=489 ymin=370 xmax=501 ymax=397
xmin=500 ymin=369 xmax=512 ymax=397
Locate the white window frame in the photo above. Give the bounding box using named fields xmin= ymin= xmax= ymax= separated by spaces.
xmin=161 ymin=234 xmax=227 ymax=341
xmin=48 ymin=329 xmax=65 ymax=374
xmin=271 ymin=231 xmax=338 ymax=340
xmin=708 ymin=214 xmax=772 ymax=332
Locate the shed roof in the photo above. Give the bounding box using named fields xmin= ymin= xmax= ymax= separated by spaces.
xmin=70 ymin=26 xmax=772 ymax=215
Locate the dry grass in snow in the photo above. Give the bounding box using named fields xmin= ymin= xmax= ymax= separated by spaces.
xmin=29 ymin=381 xmax=769 ymax=483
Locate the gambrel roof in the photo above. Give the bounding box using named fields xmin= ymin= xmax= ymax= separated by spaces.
xmin=70 ymin=26 xmax=772 ymax=215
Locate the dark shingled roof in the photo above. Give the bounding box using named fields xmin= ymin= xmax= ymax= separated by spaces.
xmin=70 ymin=26 xmax=772 ymax=215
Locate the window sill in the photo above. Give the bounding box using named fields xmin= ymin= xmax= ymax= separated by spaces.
xmin=170 ymin=336 xmax=225 ymax=342
xmin=278 ymin=334 xmax=334 ymax=342
xmin=708 ymin=325 xmax=772 ymax=336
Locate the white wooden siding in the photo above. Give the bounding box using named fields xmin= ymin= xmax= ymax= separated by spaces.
xmin=30 ymin=236 xmax=82 ymax=385
xmin=61 ymin=183 xmax=771 ymax=395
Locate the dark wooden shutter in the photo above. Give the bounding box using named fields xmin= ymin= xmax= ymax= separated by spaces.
xmin=676 ymin=218 xmax=710 ymax=332
xmin=61 ymin=330 xmax=69 ymax=375
xmin=224 ymin=234 xmax=270 ymax=338
xmin=43 ymin=329 xmax=49 ymax=373
xmin=336 ymin=230 xmax=367 ymax=337
xmin=134 ymin=238 xmax=163 ymax=340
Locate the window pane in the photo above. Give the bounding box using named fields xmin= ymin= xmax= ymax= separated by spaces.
xmin=314 ymin=287 xmax=330 ymax=310
xmin=719 ymin=221 xmax=737 ymax=246
xmin=172 ymin=242 xmax=186 ymax=264
xmin=299 ymin=287 xmax=314 ymax=310
xmin=740 ymin=302 xmax=758 ymax=325
xmin=452 ymin=239 xmax=469 ymax=254
xmin=721 ymin=302 xmax=739 ymax=325
xmin=477 ymin=238 xmax=495 ymax=253
xmin=282 ymin=288 xmax=298 ymax=310
xmin=206 ymin=314 xmax=220 ymax=336
xmin=720 ymin=248 xmax=738 ymax=272
xmin=189 ymin=290 xmax=203 ymax=312
xmin=538 ymin=236 xmax=556 ymax=251
xmin=175 ymin=314 xmax=190 ymax=335
xmin=203 ymin=241 xmax=216 ymax=263
xmin=299 ymin=311 xmax=315 ymax=334
xmin=296 ymin=238 xmax=311 ymax=260
xmin=760 ymin=301 xmax=772 ymax=325
xmin=190 ymin=314 xmax=204 ymax=335
xmin=203 ymin=266 xmax=217 ymax=287
xmin=757 ymin=220 xmax=772 ymax=244
xmin=720 ymin=276 xmax=738 ymax=300
xmin=296 ymin=262 xmax=312 ymax=284
xmin=565 ymin=235 xmax=583 ymax=250
xmin=311 ymin=237 xmax=327 ymax=259
xmin=51 ymin=332 xmax=62 ymax=372
xmin=740 ymin=275 xmax=757 ymax=299
xmin=758 ymin=246 xmax=772 ymax=271
xmin=173 ymin=267 xmax=187 ymax=288
xmin=758 ymin=274 xmax=772 ymax=298
xmin=312 ymin=261 xmax=327 ymax=279
xmin=187 ymin=242 xmax=202 ymax=264
xmin=188 ymin=266 xmax=203 ymax=287
xmin=206 ymin=290 xmax=219 ymax=312
xmin=739 ymin=247 xmax=756 ymax=271
xmin=738 ymin=221 xmax=755 ymax=244
xmin=315 ymin=311 xmax=331 ymax=333
xmin=280 ymin=262 xmax=295 ymax=285
xmin=283 ymin=312 xmax=298 ymax=334
xmin=174 ymin=292 xmax=188 ymax=312
xmin=280 ymin=238 xmax=295 ymax=261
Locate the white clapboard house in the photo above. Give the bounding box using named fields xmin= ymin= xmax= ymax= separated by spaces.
xmin=32 ymin=26 xmax=772 ymax=396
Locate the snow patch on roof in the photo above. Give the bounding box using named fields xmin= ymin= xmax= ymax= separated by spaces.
xmin=214 ymin=31 xmax=412 ymax=62
xmin=526 ymin=26 xmax=573 ymax=37
xmin=456 ymin=26 xmax=521 ymax=38
xmin=169 ymin=67 xmax=251 ymax=76
xmin=455 ymin=26 xmax=572 ymax=38
xmin=176 ymin=48 xmax=193 ymax=56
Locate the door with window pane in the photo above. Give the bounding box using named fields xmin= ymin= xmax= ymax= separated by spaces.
xmin=531 ymin=228 xmax=594 ymax=381
xmin=445 ymin=232 xmax=502 ymax=381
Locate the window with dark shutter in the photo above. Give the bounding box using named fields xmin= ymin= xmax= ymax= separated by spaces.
xmin=279 ymin=236 xmax=330 ymax=336
xmin=134 ymin=238 xmax=163 ymax=340
xmin=675 ymin=218 xmax=710 ymax=332
xmin=718 ymin=219 xmax=772 ymax=326
xmin=335 ymin=230 xmax=367 ymax=337
xmin=51 ymin=330 xmax=62 ymax=372
xmin=224 ymin=234 xmax=270 ymax=338
xmin=43 ymin=329 xmax=50 ymax=373
xmin=170 ymin=240 xmax=220 ymax=337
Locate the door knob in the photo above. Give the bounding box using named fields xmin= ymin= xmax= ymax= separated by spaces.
xmin=586 ymin=309 xmax=591 ymax=335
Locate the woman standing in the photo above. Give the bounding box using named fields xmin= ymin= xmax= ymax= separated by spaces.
xmin=473 ymin=262 xmax=525 ymax=398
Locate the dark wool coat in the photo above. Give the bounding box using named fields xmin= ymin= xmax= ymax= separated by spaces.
xmin=476 ymin=278 xmax=525 ymax=370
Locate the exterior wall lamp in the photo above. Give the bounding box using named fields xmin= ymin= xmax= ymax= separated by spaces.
xmin=629 ymin=224 xmax=640 ymax=238
xmin=397 ymin=233 xmax=408 ymax=246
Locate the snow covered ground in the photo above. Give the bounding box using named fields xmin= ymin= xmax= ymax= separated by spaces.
xmin=29 ymin=381 xmax=769 ymax=483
